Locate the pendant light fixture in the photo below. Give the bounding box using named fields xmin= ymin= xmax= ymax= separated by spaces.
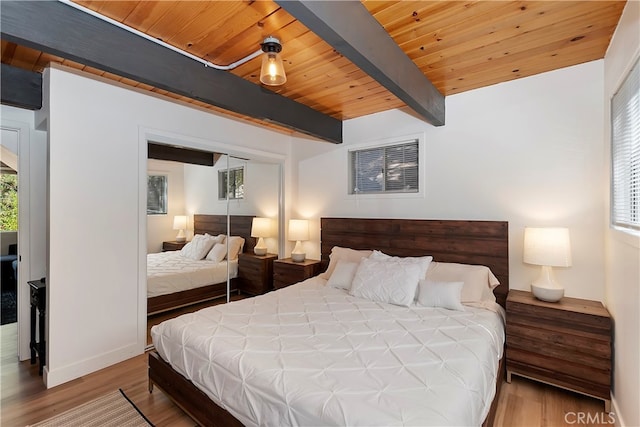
xmin=260 ymin=36 xmax=287 ymax=86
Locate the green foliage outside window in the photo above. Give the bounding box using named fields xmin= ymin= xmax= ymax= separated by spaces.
xmin=0 ymin=174 xmax=18 ymax=231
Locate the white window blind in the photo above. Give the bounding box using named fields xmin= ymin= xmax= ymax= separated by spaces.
xmin=350 ymin=140 xmax=419 ymax=194
xmin=612 ymin=57 xmax=640 ymax=231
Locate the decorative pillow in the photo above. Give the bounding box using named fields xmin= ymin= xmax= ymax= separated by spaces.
xmin=206 ymin=243 xmax=228 ymax=263
xmin=368 ymin=250 xmax=433 ymax=278
xmin=225 ymin=236 xmax=245 ymax=261
xmin=180 ymin=234 xmax=216 ymax=260
xmin=326 ymin=260 xmax=360 ymax=290
xmin=349 ymin=258 xmax=422 ymax=307
xmin=416 ymin=280 xmax=465 ymax=311
xmin=318 ymin=246 xmax=372 ymax=280
xmin=425 ymin=262 xmax=500 ymax=303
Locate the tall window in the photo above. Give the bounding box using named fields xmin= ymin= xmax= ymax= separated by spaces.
xmin=349 ymin=139 xmax=419 ymax=194
xmin=611 ymin=57 xmax=640 ymax=231
xmin=219 ymin=167 xmax=244 ymax=200
xmin=0 ymin=172 xmax=18 ymax=230
xmin=147 ymin=175 xmax=167 ymax=215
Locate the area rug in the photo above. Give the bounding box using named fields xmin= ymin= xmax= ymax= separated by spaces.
xmin=1 ymin=290 xmax=17 ymax=325
xmin=29 ymin=389 xmax=154 ymax=427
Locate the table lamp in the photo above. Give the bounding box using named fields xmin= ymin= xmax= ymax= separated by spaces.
xmin=173 ymin=215 xmax=188 ymax=243
xmin=251 ymin=217 xmax=271 ymax=256
xmin=523 ymin=227 xmax=572 ymax=302
xmin=288 ymin=219 xmax=309 ymax=262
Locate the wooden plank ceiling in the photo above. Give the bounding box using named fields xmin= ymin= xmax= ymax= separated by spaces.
xmin=1 ymin=0 xmax=626 ymax=136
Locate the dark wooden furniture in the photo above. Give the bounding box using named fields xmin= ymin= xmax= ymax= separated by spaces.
xmin=149 ymin=218 xmax=509 ymax=427
xmin=162 ymin=240 xmax=187 ymax=251
xmin=506 ymin=290 xmax=612 ymax=411
xmin=147 ymin=214 xmax=255 ymax=315
xmin=237 ymin=252 xmax=277 ymax=295
xmin=273 ymin=258 xmax=321 ymax=289
xmin=27 ymin=278 xmax=46 ymax=376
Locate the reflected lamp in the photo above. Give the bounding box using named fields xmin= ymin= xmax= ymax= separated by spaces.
xmin=173 ymin=215 xmax=188 ymax=243
xmin=251 ymin=217 xmax=271 ymax=256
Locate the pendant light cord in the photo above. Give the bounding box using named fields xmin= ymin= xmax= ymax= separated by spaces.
xmin=57 ymin=0 xmax=263 ymax=70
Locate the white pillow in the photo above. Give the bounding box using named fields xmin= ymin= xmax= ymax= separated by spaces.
xmin=180 ymin=234 xmax=216 ymax=260
xmin=368 ymin=250 xmax=433 ymax=278
xmin=425 ymin=262 xmax=500 ymax=303
xmin=318 ymin=246 xmax=372 ymax=280
xmin=349 ymin=258 xmax=422 ymax=307
xmin=417 ymin=280 xmax=465 ymax=311
xmin=206 ymin=243 xmax=228 ymax=263
xmin=225 ymin=236 xmax=245 ymax=261
xmin=326 ymin=260 xmax=360 ymax=290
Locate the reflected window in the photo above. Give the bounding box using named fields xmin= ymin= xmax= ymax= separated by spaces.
xmin=147 ymin=175 xmax=167 ymax=215
xmin=219 ymin=167 xmax=244 ymax=200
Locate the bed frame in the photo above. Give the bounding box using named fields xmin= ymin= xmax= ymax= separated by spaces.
xmin=147 ymin=214 xmax=256 ymax=315
xmin=149 ymin=218 xmax=509 ymax=426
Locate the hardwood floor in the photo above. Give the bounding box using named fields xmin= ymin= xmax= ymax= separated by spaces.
xmin=1 ymin=301 xmax=612 ymax=427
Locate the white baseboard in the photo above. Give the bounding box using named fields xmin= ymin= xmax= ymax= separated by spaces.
xmin=611 ymin=395 xmax=626 ymax=427
xmin=44 ymin=342 xmax=143 ymax=388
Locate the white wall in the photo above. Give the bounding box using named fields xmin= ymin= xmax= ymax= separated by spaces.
xmin=43 ymin=64 xmax=289 ymax=387
xmin=147 ymin=159 xmax=185 ymax=253
xmin=603 ymin=2 xmax=640 ymax=426
xmin=294 ymin=60 xmax=606 ymax=302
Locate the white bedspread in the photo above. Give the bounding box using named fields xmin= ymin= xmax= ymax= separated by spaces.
xmin=151 ymin=277 xmax=505 ymax=426
xmin=147 ymin=251 xmax=238 ymax=298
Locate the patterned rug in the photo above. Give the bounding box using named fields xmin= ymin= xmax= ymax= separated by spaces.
xmin=1 ymin=291 xmax=17 ymax=325
xmin=29 ymin=389 xmax=154 ymax=427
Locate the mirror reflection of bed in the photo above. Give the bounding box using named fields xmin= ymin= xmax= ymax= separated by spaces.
xmin=146 ymin=150 xmax=280 ymax=345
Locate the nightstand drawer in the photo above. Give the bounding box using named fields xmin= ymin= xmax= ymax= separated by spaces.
xmin=506 ymin=290 xmax=612 ymax=409
xmin=273 ymin=258 xmax=321 ymax=289
xmin=237 ymin=253 xmax=277 ymax=296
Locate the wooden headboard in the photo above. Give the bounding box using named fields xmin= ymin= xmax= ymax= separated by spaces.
xmin=193 ymin=214 xmax=256 ymax=254
xmin=320 ymin=218 xmax=509 ymax=307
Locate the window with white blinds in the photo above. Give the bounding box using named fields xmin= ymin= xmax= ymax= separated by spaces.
xmin=349 ymin=139 xmax=419 ymax=194
xmin=611 ymin=57 xmax=640 ymax=231
xmin=218 ymin=167 xmax=244 ymax=200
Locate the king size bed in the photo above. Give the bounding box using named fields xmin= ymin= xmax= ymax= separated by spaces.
xmin=147 ymin=214 xmax=256 ymax=315
xmin=148 ymin=218 xmax=509 ymax=426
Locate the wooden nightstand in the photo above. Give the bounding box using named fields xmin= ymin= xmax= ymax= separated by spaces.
xmin=506 ymin=290 xmax=612 ymax=411
xmin=162 ymin=240 xmax=187 ymax=251
xmin=273 ymin=258 xmax=322 ymax=289
xmin=237 ymin=252 xmax=277 ymax=296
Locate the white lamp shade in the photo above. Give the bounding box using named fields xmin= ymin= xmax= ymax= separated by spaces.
xmin=251 ymin=217 xmax=271 ymax=238
xmin=288 ymin=219 xmax=309 ymax=242
xmin=173 ymin=215 xmax=188 ymax=231
xmin=523 ymin=227 xmax=572 ymax=267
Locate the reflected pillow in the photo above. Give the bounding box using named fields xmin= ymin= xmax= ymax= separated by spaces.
xmin=206 ymin=243 xmax=228 ymax=263
xmin=180 ymin=234 xmax=216 ymax=260
xmin=416 ymin=280 xmax=465 ymax=311
xmin=226 ymin=236 xmax=245 ymax=261
xmin=369 ymin=250 xmax=433 ymax=278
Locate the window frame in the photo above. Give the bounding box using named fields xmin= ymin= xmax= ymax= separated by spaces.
xmin=218 ymin=166 xmax=245 ymax=200
xmin=347 ymin=134 xmax=424 ymax=199
xmin=611 ymin=56 xmax=640 ymax=233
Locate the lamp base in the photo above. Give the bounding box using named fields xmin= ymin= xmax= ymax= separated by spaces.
xmin=291 ymin=253 xmax=306 ymax=263
xmin=254 ymin=247 xmax=267 ymax=256
xmin=531 ymin=284 xmax=564 ymax=302
xmin=175 ymin=236 xmax=186 ymax=243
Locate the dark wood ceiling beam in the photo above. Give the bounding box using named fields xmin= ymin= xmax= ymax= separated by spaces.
xmin=276 ymin=0 xmax=445 ymax=126
xmin=0 ymin=1 xmax=342 ymax=143
xmin=1 ymin=63 xmax=42 ymax=110
xmin=148 ymin=143 xmax=216 ymax=166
